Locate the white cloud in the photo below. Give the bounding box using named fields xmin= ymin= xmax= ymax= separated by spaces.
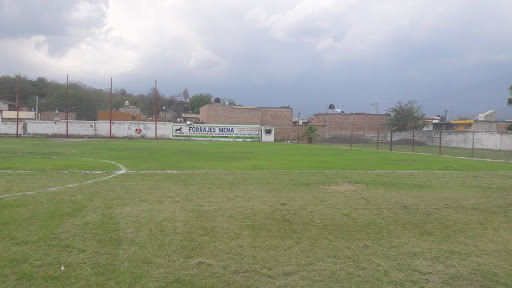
xmin=1 ymin=0 xmax=512 ymax=116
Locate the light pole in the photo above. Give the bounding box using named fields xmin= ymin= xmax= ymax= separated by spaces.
xmin=35 ymin=95 xmax=46 ymax=120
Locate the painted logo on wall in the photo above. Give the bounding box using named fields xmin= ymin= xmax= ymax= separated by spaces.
xmin=172 ymin=124 xmax=260 ymax=140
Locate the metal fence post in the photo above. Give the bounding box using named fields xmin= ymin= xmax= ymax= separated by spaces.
xmin=439 ymin=130 xmax=442 ymax=155
xmin=412 ymin=130 xmax=415 ymax=152
xmin=350 ymin=130 xmax=353 ymax=149
xmin=472 ymin=131 xmax=475 ymax=158
xmin=377 ymin=130 xmax=380 ymax=150
xmin=390 ymin=130 xmax=393 ymax=151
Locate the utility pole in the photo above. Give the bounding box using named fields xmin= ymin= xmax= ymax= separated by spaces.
xmin=66 ymin=75 xmax=69 ymax=138
xmin=109 ymin=77 xmax=113 ymax=139
xmin=154 ymin=80 xmax=158 ymax=140
xmin=443 ymin=109 xmax=448 ymax=130
xmin=16 ymin=73 xmax=20 ymax=137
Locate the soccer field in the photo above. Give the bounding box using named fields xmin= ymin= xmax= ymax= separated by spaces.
xmin=1 ymin=138 xmax=512 ymax=287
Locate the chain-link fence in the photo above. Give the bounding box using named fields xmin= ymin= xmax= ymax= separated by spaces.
xmin=319 ymin=130 xmax=512 ymax=162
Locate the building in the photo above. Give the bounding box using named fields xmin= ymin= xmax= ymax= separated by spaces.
xmin=181 ymin=113 xmax=200 ymax=123
xmin=39 ymin=111 xmax=77 ymax=121
xmin=477 ymin=110 xmax=495 ymax=121
xmin=98 ymin=101 xmax=143 ymax=121
xmin=119 ymin=101 xmax=142 ymax=115
xmin=292 ymin=118 xmax=312 ymax=126
xmin=200 ymin=104 xmax=293 ymax=140
xmin=451 ymin=120 xmax=474 ymax=130
xmin=473 ymin=120 xmax=511 ymax=133
xmin=0 ymin=100 xmax=17 ymax=111
xmin=312 ymin=112 xmax=391 ymax=140
xmin=97 ymin=110 xmax=141 ymax=121
xmin=1 ymin=111 xmax=36 ymax=121
xmin=159 ymin=110 xmax=175 ymax=121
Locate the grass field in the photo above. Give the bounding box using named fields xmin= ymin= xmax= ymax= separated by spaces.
xmin=1 ymin=137 xmax=512 ymax=287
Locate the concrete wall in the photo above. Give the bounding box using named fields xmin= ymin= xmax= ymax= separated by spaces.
xmin=1 ymin=120 xmax=175 ymax=139
xmin=1 ymin=120 xmax=262 ymax=141
xmin=390 ymin=130 xmax=512 ymax=151
xmin=3 ymin=120 xmax=512 ymax=150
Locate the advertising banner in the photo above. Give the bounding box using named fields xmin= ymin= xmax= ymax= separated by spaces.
xmin=172 ymin=124 xmax=260 ymax=140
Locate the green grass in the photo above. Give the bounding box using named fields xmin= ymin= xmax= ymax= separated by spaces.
xmin=1 ymin=137 xmax=512 ymax=287
xmin=336 ymin=142 xmax=512 ymax=162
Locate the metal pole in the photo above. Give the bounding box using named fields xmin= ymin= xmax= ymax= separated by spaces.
xmin=16 ymin=73 xmax=20 ymax=137
xmin=350 ymin=130 xmax=353 ymax=149
xmin=154 ymin=80 xmax=158 ymax=140
xmin=109 ymin=77 xmax=112 ymax=139
xmin=472 ymin=131 xmax=475 ymax=158
xmin=66 ymin=75 xmax=69 ymax=138
xmin=439 ymin=130 xmax=442 ymax=155
xmin=377 ymin=130 xmax=380 ymax=150
xmin=412 ymin=130 xmax=415 ymax=152
xmin=390 ymin=130 xmax=393 ymax=151
xmin=36 ymin=95 xmax=38 ymax=121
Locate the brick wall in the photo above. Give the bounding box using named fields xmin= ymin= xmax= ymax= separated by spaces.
xmin=313 ymin=113 xmax=391 ymax=140
xmin=39 ymin=112 xmax=77 ymax=121
xmin=97 ymin=111 xmax=141 ymax=121
xmin=200 ymin=105 xmax=293 ymax=140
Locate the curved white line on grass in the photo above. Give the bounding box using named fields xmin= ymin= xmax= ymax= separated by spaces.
xmin=0 ymin=159 xmax=127 ymax=199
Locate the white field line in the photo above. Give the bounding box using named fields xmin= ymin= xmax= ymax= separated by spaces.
xmin=0 ymin=159 xmax=127 ymax=199
xmin=0 ymin=170 xmax=107 ymax=174
xmin=336 ymin=145 xmax=511 ymax=163
xmin=126 ymin=170 xmax=512 ymax=174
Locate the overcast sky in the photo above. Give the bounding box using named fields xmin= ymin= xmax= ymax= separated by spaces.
xmin=1 ymin=0 xmax=512 ymax=119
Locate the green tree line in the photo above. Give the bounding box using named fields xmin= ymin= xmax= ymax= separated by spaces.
xmin=0 ymin=75 xmax=237 ymax=121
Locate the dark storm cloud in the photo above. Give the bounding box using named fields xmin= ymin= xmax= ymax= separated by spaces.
xmin=0 ymin=0 xmax=108 ymax=56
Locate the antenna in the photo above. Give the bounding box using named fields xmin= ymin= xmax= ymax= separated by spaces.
xmin=370 ymin=103 xmax=379 ymax=114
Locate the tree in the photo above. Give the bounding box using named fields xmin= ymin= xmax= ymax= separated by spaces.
xmin=387 ymin=100 xmax=426 ymax=131
xmin=302 ymin=125 xmax=319 ymax=144
xmin=508 ymin=84 xmax=512 ymax=106
xmin=182 ymin=88 xmax=189 ymax=102
xmin=189 ymin=93 xmax=213 ymax=114
xmin=139 ymin=87 xmax=166 ymax=118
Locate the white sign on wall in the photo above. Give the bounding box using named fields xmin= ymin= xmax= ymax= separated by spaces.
xmin=172 ymin=124 xmax=260 ymax=140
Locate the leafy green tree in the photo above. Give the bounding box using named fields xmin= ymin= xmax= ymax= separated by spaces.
xmin=302 ymin=125 xmax=319 ymax=144
xmin=508 ymin=84 xmax=512 ymax=106
xmin=387 ymin=100 xmax=426 ymax=131
xmin=189 ymin=93 xmax=213 ymax=114
xmin=0 ymin=75 xmax=38 ymax=108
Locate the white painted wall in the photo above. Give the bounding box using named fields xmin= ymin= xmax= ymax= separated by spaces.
xmin=1 ymin=120 xmax=176 ymax=139
xmin=390 ymin=130 xmax=512 ymax=151
xmin=261 ymin=126 xmax=275 ymax=142
xmin=1 ymin=120 xmax=509 ymax=148
xmin=0 ymin=120 xmax=259 ymax=141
